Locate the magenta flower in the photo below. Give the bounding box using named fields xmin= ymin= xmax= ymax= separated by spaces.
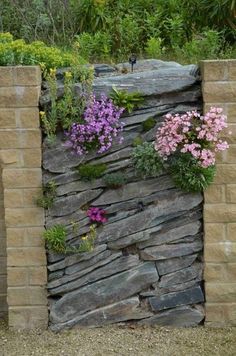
xmin=65 ymin=94 xmax=124 ymax=156
xmin=87 ymin=207 xmax=107 ymax=224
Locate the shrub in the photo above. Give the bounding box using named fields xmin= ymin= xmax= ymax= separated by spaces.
xmin=110 ymin=87 xmax=144 ymax=114
xmin=169 ymin=153 xmax=216 ymax=192
xmin=75 ymin=31 xmax=112 ymax=61
xmin=65 ymin=94 xmax=124 ymax=155
xmin=0 ymin=33 xmax=86 ymax=70
xmin=142 ymin=117 xmax=156 ymax=132
xmin=132 ymin=142 xmax=163 ymax=178
xmin=77 ymin=163 xmax=107 ymax=181
xmin=43 ymin=225 xmax=67 ymax=254
xmin=36 ymin=180 xmax=57 ymax=209
xmin=103 ymin=172 xmax=127 ymax=189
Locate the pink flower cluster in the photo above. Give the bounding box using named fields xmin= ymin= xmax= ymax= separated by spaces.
xmin=65 ymin=94 xmax=124 ymax=155
xmin=155 ymin=107 xmax=229 ymax=168
xmin=87 ymin=207 xmax=107 ymax=224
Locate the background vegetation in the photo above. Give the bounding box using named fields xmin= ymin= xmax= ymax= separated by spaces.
xmin=0 ymin=0 xmax=235 ymax=63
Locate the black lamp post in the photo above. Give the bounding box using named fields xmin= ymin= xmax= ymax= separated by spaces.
xmin=129 ymin=54 xmax=137 ymax=72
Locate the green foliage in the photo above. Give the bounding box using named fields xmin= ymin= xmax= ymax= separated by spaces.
xmin=36 ymin=180 xmax=57 ymax=209
xmin=103 ymin=172 xmax=127 ymax=189
xmin=169 ymin=153 xmax=216 ymax=192
xmin=145 ymin=37 xmax=163 ymax=59
xmin=142 ymin=117 xmax=156 ymax=132
xmin=132 ymin=142 xmax=163 ymax=179
xmin=0 ymin=33 xmax=85 ymax=70
xmin=43 ymin=224 xmax=97 ymax=254
xmin=132 ymin=136 xmax=143 ymax=147
xmin=110 ymin=87 xmax=144 ymax=114
xmin=77 ymin=163 xmax=107 ymax=181
xmin=43 ymin=225 xmax=67 ymax=254
xmin=75 ymin=31 xmax=112 ymax=61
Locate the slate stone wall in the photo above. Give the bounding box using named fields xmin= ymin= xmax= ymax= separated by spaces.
xmin=42 ymin=60 xmax=205 ymax=331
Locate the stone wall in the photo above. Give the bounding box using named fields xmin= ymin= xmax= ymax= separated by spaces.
xmin=202 ymin=60 xmax=236 ymax=326
xmin=0 ymin=67 xmax=47 ymax=328
xmin=42 ymin=60 xmax=205 ymax=331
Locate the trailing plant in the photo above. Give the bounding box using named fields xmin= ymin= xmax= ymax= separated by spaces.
xmin=132 ymin=142 xmax=163 ymax=178
xmin=155 ymin=107 xmax=230 ymax=192
xmin=65 ymin=94 xmax=124 ymax=155
xmin=36 ymin=180 xmax=57 ymax=209
xmin=77 ymin=163 xmax=107 ymax=181
xmin=110 ymin=87 xmax=144 ymax=114
xmin=142 ymin=117 xmax=156 ymax=132
xmin=43 ymin=225 xmax=67 ymax=254
xmin=43 ymin=224 xmax=97 ymax=254
xmin=87 ymin=207 xmax=107 ymax=224
xmin=103 ymin=172 xmax=127 ymax=189
xmin=169 ymin=153 xmax=216 ymax=192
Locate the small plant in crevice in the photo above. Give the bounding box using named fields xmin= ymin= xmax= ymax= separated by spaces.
xmin=43 ymin=225 xmax=67 ymax=254
xmin=142 ymin=117 xmax=156 ymax=132
xmin=65 ymin=94 xmax=124 ymax=155
xmin=87 ymin=207 xmax=107 ymax=224
xmin=77 ymin=163 xmax=107 ymax=181
xmin=132 ymin=141 xmax=163 ymax=179
xmin=109 ymin=87 xmax=144 ymax=114
xmin=169 ymin=153 xmax=216 ymax=192
xmin=36 ymin=180 xmax=57 ymax=209
xmin=103 ymin=172 xmax=127 ymax=189
xmin=43 ymin=224 xmax=97 ymax=254
xmin=132 ymin=136 xmax=143 ymax=147
xmin=77 ymin=224 xmax=97 ymax=253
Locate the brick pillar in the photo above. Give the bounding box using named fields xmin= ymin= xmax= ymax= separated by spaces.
xmin=201 ymin=60 xmax=236 ymax=326
xmin=0 ymin=66 xmax=48 ymax=329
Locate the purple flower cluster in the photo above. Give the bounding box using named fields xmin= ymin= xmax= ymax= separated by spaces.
xmin=87 ymin=207 xmax=107 ymax=224
xmin=65 ymin=94 xmax=124 ymax=155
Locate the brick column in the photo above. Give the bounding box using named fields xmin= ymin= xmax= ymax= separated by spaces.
xmin=201 ymin=60 xmax=236 ymax=326
xmin=0 ymin=66 xmax=48 ymax=329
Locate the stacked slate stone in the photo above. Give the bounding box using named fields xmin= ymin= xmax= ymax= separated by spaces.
xmin=41 ymin=60 xmax=205 ymax=331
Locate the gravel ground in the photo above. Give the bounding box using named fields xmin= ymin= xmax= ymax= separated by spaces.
xmin=0 ymin=321 xmax=235 ymax=356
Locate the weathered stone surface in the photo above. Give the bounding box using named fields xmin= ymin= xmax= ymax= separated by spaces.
xmin=93 ymin=69 xmax=198 ymax=98
xmin=139 ymin=305 xmax=204 ymax=327
xmin=139 ymin=221 xmax=201 ymax=249
xmin=156 ymin=254 xmax=198 ymax=276
xmin=98 ymin=192 xmax=202 ymax=243
xmin=149 ymin=286 xmax=204 ymax=311
xmin=159 ymin=265 xmax=200 ymax=288
xmin=93 ymin=177 xmax=174 ymax=206
xmin=49 ymin=254 xmax=140 ymax=295
xmin=116 ymin=59 xmax=183 ymax=73
xmin=141 ymin=280 xmax=201 ymax=297
xmin=51 ymin=297 xmax=152 ymax=331
xmin=56 ymin=179 xmax=106 ymax=196
xmin=94 ymin=63 xmax=116 ymax=77
xmin=50 ymin=262 xmax=159 ymax=323
xmin=48 ymin=244 xmax=107 ymax=272
xmin=46 ymin=212 xmax=88 ymax=229
xmin=140 ymin=240 xmax=203 ymax=261
xmin=50 ymin=189 xmax=103 ymax=217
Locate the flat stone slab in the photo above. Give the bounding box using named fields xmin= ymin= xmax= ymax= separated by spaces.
xmin=50 ymin=262 xmax=159 ymax=324
xmin=149 ymin=286 xmax=204 ymax=311
xmin=139 ymin=305 xmax=204 ymax=327
xmin=51 ymin=297 xmax=153 ymax=331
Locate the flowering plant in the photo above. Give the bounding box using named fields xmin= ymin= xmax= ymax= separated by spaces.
xmin=65 ymin=94 xmax=124 ymax=155
xmin=87 ymin=207 xmax=107 ymax=224
xmin=155 ymin=107 xmax=229 ymax=168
